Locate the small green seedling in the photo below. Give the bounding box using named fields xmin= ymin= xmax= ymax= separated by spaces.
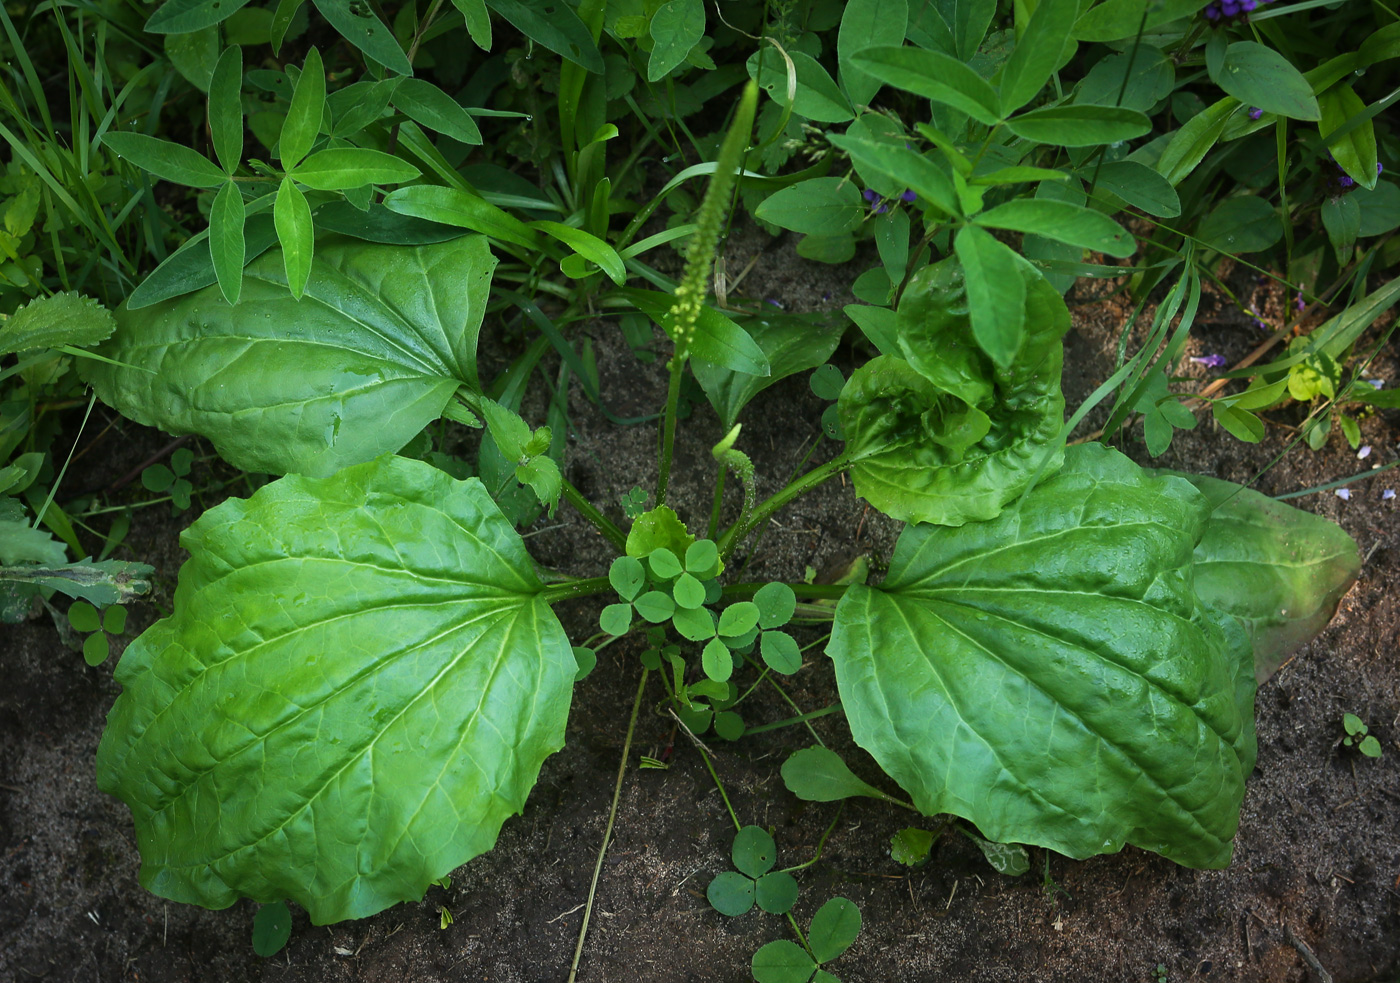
xmin=66 ymin=600 xmax=128 ymax=666
xmin=251 ymin=900 xmax=291 ymax=957
xmin=751 ymin=896 xmax=861 ymax=983
xmin=890 ymin=827 xmax=935 ymax=867
xmin=707 ymin=826 xmax=799 ymax=916
xmin=141 ymin=446 xmax=195 ymax=511
xmin=1342 ymin=713 xmax=1383 ymax=758
xmin=1154 ymin=963 xmax=1169 ymax=983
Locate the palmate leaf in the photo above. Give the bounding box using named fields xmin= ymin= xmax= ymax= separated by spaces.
xmin=828 ymin=444 xmax=1258 ymax=869
xmin=96 ymin=455 xmax=574 ymax=924
xmin=85 ymin=236 xmax=496 ymax=477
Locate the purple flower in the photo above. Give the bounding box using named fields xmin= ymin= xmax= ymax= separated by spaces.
xmin=1379 ymin=162 xmax=1385 ymax=175
xmin=1335 ymin=488 xmax=1352 ymax=500
xmin=1365 ymin=378 xmax=1386 ymax=389
xmin=1358 ymin=445 xmax=1372 ymax=460
xmin=1248 ymin=107 xmax=1263 ymax=120
xmin=1384 ymin=489 xmax=1396 ymax=500
xmin=1295 ymin=291 xmax=1306 ymax=311
xmin=862 ymin=189 xmax=878 ymax=203
xmin=1339 ymin=174 xmax=1355 ymax=189
xmin=900 ymin=189 xmax=917 ymax=203
xmin=1191 ymin=354 xmax=1227 ymax=369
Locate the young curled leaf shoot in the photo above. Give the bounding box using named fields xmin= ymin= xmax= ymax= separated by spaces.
xmin=656 ymin=81 xmax=759 ymax=506
xmin=712 ymin=424 xmax=756 ymax=553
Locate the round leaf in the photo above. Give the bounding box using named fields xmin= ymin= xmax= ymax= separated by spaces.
xmin=706 ymin=870 xmax=755 ymax=916
xmin=599 ymin=602 xmax=633 ymax=636
xmin=67 ymin=600 xmax=102 ymax=633
xmin=810 ymin=364 xmax=845 ymax=400
xmin=647 ymin=546 xmax=682 ymax=580
xmin=571 ymin=646 xmax=597 ymax=681
xmin=752 ymin=939 xmax=818 ymax=983
xmin=83 ymin=632 xmax=111 ymax=667
xmin=731 ymin=825 xmax=777 ymax=877
xmin=717 ymin=601 xmax=759 ymax=637
xmin=684 ymin=538 xmax=719 ymax=575
xmin=753 ymin=582 xmax=797 ymax=629
xmin=608 ymin=555 xmax=646 ymax=601
xmin=702 ymin=637 xmax=733 ymax=682
xmin=671 ymin=605 xmax=716 ymax=641
xmin=102 ymin=605 xmax=129 ymax=635
xmin=808 ymin=897 xmax=861 ymax=963
xmin=672 ymin=572 xmax=706 ymax=610
xmin=142 ymin=464 xmax=176 ymax=493
xmin=754 ymin=871 xmax=799 ymax=914
xmin=713 ymin=710 xmax=746 ymax=741
xmin=95 ymin=456 xmax=575 ymax=923
xmin=251 ymin=900 xmax=292 ymax=957
xmin=760 ymin=631 xmax=802 ymax=674
xmin=633 ymin=590 xmax=676 ymax=623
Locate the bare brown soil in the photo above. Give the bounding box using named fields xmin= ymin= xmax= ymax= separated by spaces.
xmin=2 ymin=235 xmax=1397 ymax=983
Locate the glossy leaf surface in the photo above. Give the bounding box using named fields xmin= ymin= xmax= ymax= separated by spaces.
xmin=1173 ymin=473 xmax=1360 ymax=683
xmin=828 ymin=444 xmax=1258 ymax=868
xmin=86 ymin=237 xmax=496 ymax=477
xmin=96 ymin=456 xmax=573 ymax=923
xmin=692 ymin=314 xmax=844 ymax=429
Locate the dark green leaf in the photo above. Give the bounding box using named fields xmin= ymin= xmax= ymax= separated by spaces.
xmin=96 ymin=457 xmax=574 ymax=923
xmin=311 ymin=0 xmax=412 ymax=74
xmin=828 ymin=133 xmax=959 ymax=218
xmin=127 ymin=215 xmax=279 ymax=309
xmin=393 ymin=78 xmax=483 ymax=145
xmin=1003 ymin=105 xmax=1150 ymax=146
xmin=760 ymin=631 xmax=802 ymax=674
xmin=83 ymin=632 xmax=111 ymax=666
xmin=808 ymin=898 xmax=861 ymax=963
xmin=104 ymin=132 xmax=227 ymax=189
xmin=532 ymin=221 xmax=625 ymax=285
xmin=572 ymin=646 xmax=597 ymax=681
xmin=484 ymin=0 xmax=604 ymax=73
xmin=146 ymin=0 xmax=253 ymax=33
xmin=1212 ymin=402 xmax=1264 ymax=442
xmin=1075 ymin=44 xmax=1174 ymax=112
xmin=1172 ymin=473 xmax=1360 ymax=683
xmin=732 ymin=826 xmax=777 ymax=877
xmin=67 ymin=600 xmax=102 ymax=632
xmin=620 ymin=289 xmax=770 ymax=376
xmin=1196 ymin=196 xmax=1281 ymax=254
xmin=707 ymin=871 xmax=756 ymax=915
xmin=209 ymin=182 xmax=247 ymax=306
xmin=609 ymin=555 xmax=645 ymax=601
xmin=251 ymin=901 xmax=292 ymax=957
xmin=747 ymin=48 xmax=854 ymax=124
xmin=691 ymin=315 xmax=843 ymax=429
xmin=208 ymin=45 xmax=244 ymax=173
xmin=279 ymin=48 xmax=324 ymax=169
xmin=849 ymin=46 xmax=1000 ymax=125
xmin=86 ymin=237 xmax=496 ymax=477
xmin=953 ymin=225 xmax=1025 ymax=367
xmin=103 ymin=605 xmax=129 ymax=635
xmin=1157 ymin=98 xmax=1236 ymax=185
xmin=293 ymin=148 xmax=421 ymax=190
xmin=753 ymin=582 xmax=796 ymax=629
xmin=781 ymin=746 xmax=889 ymax=802
xmin=975 ymin=199 xmax=1134 ymax=257
xmin=755 ymin=177 xmax=864 ymax=235
xmin=998 ymin=0 xmax=1078 ymax=114
xmin=1321 ymin=196 xmax=1360 ymax=265
xmin=314 ymin=201 xmax=466 ymax=244
xmin=837 ymin=0 xmax=909 ymax=107
xmin=1355 ymin=180 xmax=1400 ymax=236
xmin=452 ymin=0 xmax=492 ymax=48
xmin=1211 ymin=42 xmax=1319 ymax=121
xmin=1092 ymin=160 xmax=1180 ymax=217
xmin=648 ymin=0 xmax=704 ymax=82
xmin=754 ymin=872 xmax=799 ymax=914
xmin=384 ymin=186 xmax=540 ymax=250
xmin=1073 ymin=0 xmax=1200 ymax=41
xmin=828 ymin=444 xmax=1257 ymax=868
xmin=1134 ymin=369 xmax=1196 ymax=457
xmin=752 ymin=940 xmax=817 ymax=983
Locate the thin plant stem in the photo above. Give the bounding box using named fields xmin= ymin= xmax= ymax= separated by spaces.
xmin=540 ymin=576 xmax=614 ymax=605
xmin=766 ymin=676 xmax=828 ymax=748
xmin=561 ymin=477 xmax=627 ymax=552
xmin=655 ymin=355 xmax=685 ymax=506
xmin=697 ymin=745 xmax=742 ymax=832
xmin=743 ymin=703 xmax=843 ymax=736
xmin=567 ymin=667 xmax=649 ymax=983
xmin=779 ymin=805 xmax=844 ymax=874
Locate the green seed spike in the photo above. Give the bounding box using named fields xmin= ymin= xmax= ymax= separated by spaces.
xmin=712 ymin=424 xmax=756 ymax=530
xmin=666 ymin=81 xmax=759 ymax=361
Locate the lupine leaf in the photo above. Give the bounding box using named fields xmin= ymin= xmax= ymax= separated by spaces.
xmin=209 ymin=182 xmax=246 ymax=306
xmin=104 ymin=132 xmax=227 ymax=188
xmin=1211 ymin=42 xmax=1319 ymax=121
xmin=392 ymin=78 xmax=483 ymax=145
xmin=311 ymin=0 xmax=412 ymax=74
xmin=484 ymin=0 xmax=603 ymax=73
xmin=145 ymin=0 xmax=253 ymax=33
xmin=837 ymin=0 xmax=909 ymax=107
xmin=850 ymin=46 xmax=1000 ymax=124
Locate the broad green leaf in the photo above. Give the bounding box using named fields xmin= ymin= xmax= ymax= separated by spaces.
xmin=648 ymin=0 xmax=704 ymax=82
xmin=998 ymin=0 xmax=1078 ymax=113
xmin=975 ymin=199 xmax=1134 ymax=257
xmin=293 ymin=148 xmax=421 ymax=190
xmin=844 ymin=304 xmax=899 ymax=355
xmin=754 ymin=872 xmax=799 ymax=914
xmin=781 ymin=746 xmax=891 ymax=802
xmin=273 ymin=177 xmax=313 ymax=298
xmin=844 ymin=255 xmax=1065 ymax=526
xmin=1321 ymin=196 xmax=1360 ymax=265
xmin=1196 ymin=196 xmax=1281 ymax=254
xmin=1156 ymin=98 xmax=1237 ymax=185
xmin=1 ymin=291 xmax=114 ymax=353
xmin=953 ymin=225 xmax=1026 ymax=367
xmin=311 ymin=0 xmax=412 ymax=75
xmin=104 ymin=132 xmax=227 ymax=189
xmin=732 ymin=825 xmax=777 ymax=877
xmin=452 ymin=0 xmax=492 ymax=48
xmin=1210 ymin=42 xmax=1319 ymax=122
xmin=692 ymin=314 xmax=844 ymax=429
xmin=1075 ymin=44 xmax=1173 ymax=112
xmin=384 ymin=185 xmax=540 ymax=250
xmin=808 ymin=897 xmax=861 ymax=963
xmin=624 ymin=504 xmax=694 ymax=559
xmin=1003 ymin=105 xmax=1150 ymax=146
xmin=837 ymin=0 xmax=909 ymax=107
xmin=756 ymin=177 xmax=864 ymax=236
xmin=280 ymin=48 xmax=324 ymax=169
xmin=849 ymin=46 xmax=1000 ymax=125
xmin=1092 ymin=160 xmax=1180 ymax=217
xmin=1170 ymin=473 xmax=1360 ymax=683
xmin=753 ymin=581 xmax=796 ymax=629
xmin=828 ymin=134 xmax=959 ymax=218
xmin=1072 ymin=0 xmax=1199 ymax=41
xmin=86 ymin=237 xmax=496 ymax=477
xmin=531 ymin=221 xmax=625 ymax=285
xmin=208 ymin=45 xmax=244 ymax=173
xmin=251 ymin=902 xmax=292 ymax=957
xmin=829 ymin=444 xmax=1258 ymax=868
xmin=1356 ymin=180 xmax=1400 ymax=236
xmin=752 ymin=940 xmax=818 ymax=983
xmin=760 ymin=631 xmax=801 ymax=673
xmin=747 ymin=49 xmax=855 ymax=124
xmin=608 ymin=555 xmax=645 ymax=600
xmin=707 ymin=871 xmax=755 ymax=915
xmin=167 ymin=29 xmax=219 ymax=90
xmin=619 ymin=288 xmax=771 ymax=376
xmin=484 ymin=0 xmax=604 ymax=73
xmin=145 ymin=0 xmax=252 ymax=32
xmin=209 ymin=182 xmax=247 ymax=306
xmin=0 ymin=557 xmax=154 ymax=606
xmin=95 ymin=456 xmax=574 ymax=923
xmin=392 ymin=78 xmax=483 ymax=145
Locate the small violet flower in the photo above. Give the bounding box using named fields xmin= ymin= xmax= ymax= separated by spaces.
xmin=1358 ymin=445 xmax=1372 ymax=460
xmin=1384 ymin=489 xmax=1396 ymax=501
xmin=1191 ymin=354 xmax=1227 ymax=369
xmin=1335 ymin=488 xmax=1352 ymax=501
xmin=1248 ymin=107 xmax=1263 ymax=121
xmin=900 ymin=189 xmax=917 ymax=203
xmin=1365 ymin=378 xmax=1386 ymax=389
xmin=1295 ymin=291 xmax=1306 ymax=312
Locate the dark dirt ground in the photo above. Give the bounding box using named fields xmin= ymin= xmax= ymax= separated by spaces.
xmin=2 ymin=232 xmax=1398 ymax=983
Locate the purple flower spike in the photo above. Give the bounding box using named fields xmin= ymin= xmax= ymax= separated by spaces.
xmin=1384 ymin=489 xmax=1396 ymax=500
xmin=1242 ymin=0 xmax=1256 ymax=9
xmin=900 ymin=189 xmax=917 ymax=203
xmin=1191 ymin=354 xmax=1227 ymax=369
xmin=1248 ymin=107 xmax=1263 ymax=120
xmin=874 ymin=203 xmax=889 ymax=214
xmin=1339 ymin=175 xmax=1355 ymax=189
xmin=1335 ymin=488 xmax=1352 ymax=501
xmin=862 ymin=188 xmax=878 ymax=203
xmin=1379 ymin=162 xmax=1385 ymax=175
